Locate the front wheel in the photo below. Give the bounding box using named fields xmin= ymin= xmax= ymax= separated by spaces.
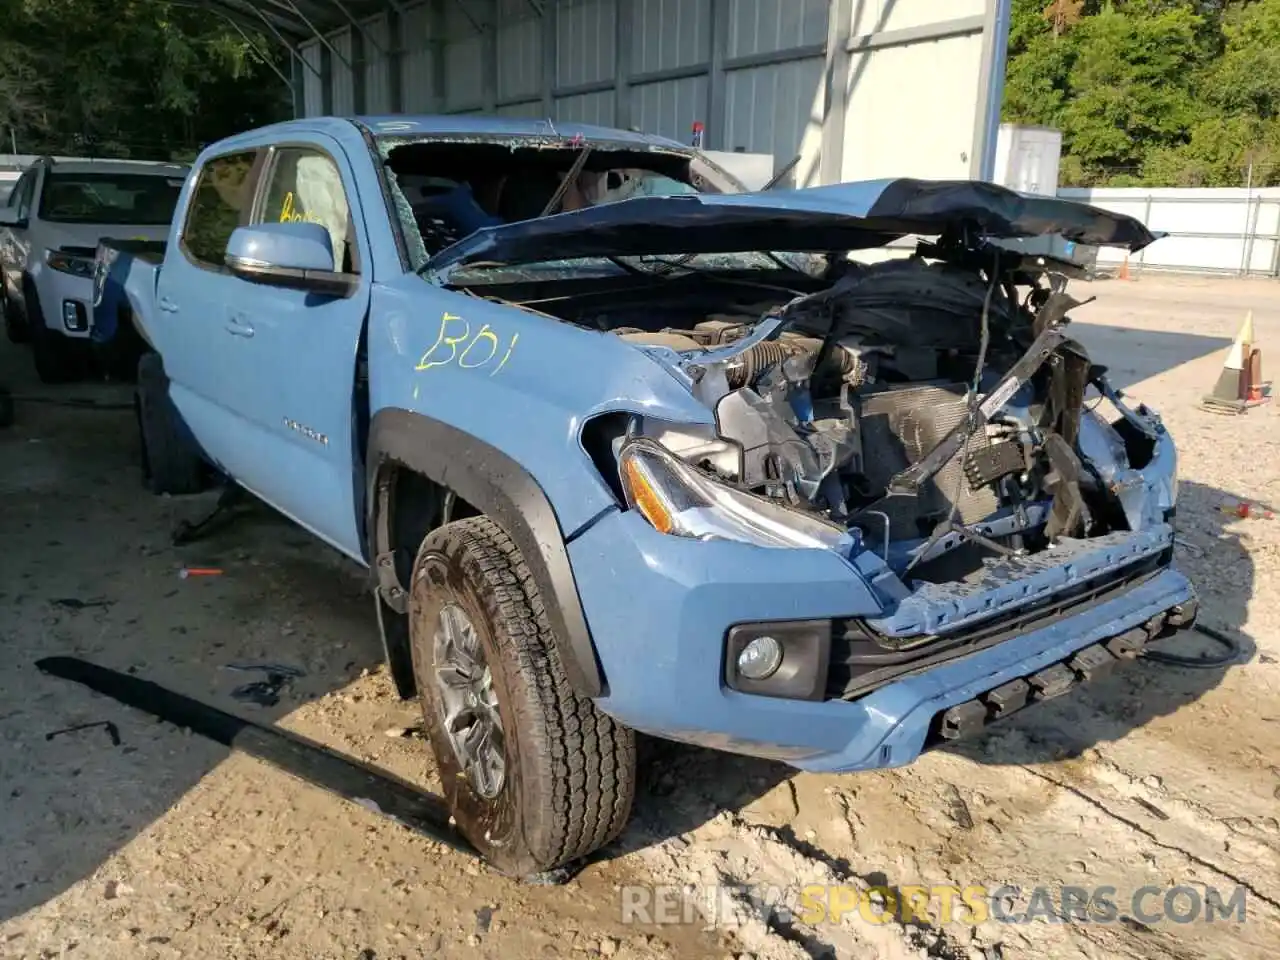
xmin=409 ymin=516 xmax=635 ymax=877
xmin=2 ymin=294 xmax=27 ymax=344
xmin=31 ymin=323 xmax=79 ymax=384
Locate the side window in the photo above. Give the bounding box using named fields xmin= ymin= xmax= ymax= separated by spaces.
xmin=12 ymin=171 xmax=36 ymax=218
xmin=258 ymin=147 xmax=356 ymax=274
xmin=181 ymin=150 xmax=259 ymax=268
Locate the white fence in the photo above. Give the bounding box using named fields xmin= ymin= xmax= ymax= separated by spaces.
xmin=1058 ymin=187 xmax=1280 ymax=278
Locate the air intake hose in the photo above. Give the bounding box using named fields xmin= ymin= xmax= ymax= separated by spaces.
xmin=724 ymin=337 xmax=860 ymax=389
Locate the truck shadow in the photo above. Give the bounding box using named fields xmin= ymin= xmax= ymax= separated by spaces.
xmin=0 ymin=377 xmax=402 ymax=928
xmin=616 ymin=477 xmax=1253 ymax=859
xmin=1069 ymin=321 xmax=1231 ymax=391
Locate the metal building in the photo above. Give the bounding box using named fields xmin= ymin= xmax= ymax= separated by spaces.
xmin=203 ymin=0 xmax=1012 ymax=186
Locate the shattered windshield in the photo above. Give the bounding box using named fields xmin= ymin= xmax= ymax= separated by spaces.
xmin=373 ymin=132 xmax=745 ymax=271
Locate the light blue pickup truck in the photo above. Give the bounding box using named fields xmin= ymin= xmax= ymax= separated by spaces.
xmin=102 ymin=115 xmax=1197 ymax=876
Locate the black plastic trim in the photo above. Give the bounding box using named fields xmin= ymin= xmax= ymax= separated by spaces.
xmin=366 ymin=408 xmax=604 ymax=698
xmin=828 ymin=552 xmax=1170 ymax=700
xmin=724 ymin=620 xmax=831 ymax=701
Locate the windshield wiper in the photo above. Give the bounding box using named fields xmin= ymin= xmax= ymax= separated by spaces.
xmin=433 ymin=255 xmax=644 ymax=282
xmin=633 ymin=256 xmax=807 ymax=295
xmin=637 ymin=252 xmax=810 ymax=280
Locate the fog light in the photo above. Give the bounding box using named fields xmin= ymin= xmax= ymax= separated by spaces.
xmin=62 ymin=300 xmax=87 ymax=332
xmin=725 ymin=620 xmax=831 ymax=700
xmin=737 ymin=635 xmax=783 ymax=681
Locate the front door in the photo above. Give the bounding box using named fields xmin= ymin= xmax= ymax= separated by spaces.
xmin=225 ymin=141 xmax=372 ymax=557
xmin=162 ymin=138 xmax=372 ymax=560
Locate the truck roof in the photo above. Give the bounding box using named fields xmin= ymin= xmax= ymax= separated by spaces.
xmin=358 ymin=115 xmax=691 ymax=150
xmin=212 ymin=115 xmax=693 ymax=154
xmin=41 ymin=158 xmax=189 ymax=176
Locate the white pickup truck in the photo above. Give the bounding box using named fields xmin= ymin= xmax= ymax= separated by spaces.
xmin=0 ymin=156 xmax=187 ymax=382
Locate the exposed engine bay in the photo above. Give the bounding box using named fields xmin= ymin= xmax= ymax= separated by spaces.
xmin=474 ymin=242 xmax=1173 ymax=590
xmin=624 ymin=256 xmax=1107 ymax=568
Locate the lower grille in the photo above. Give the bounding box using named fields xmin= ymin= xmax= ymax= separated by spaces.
xmin=826 ymin=551 xmax=1169 ymax=700
xmin=927 ymin=591 xmax=1198 ymax=747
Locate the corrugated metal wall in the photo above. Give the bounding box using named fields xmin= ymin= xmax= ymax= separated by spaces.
xmin=362 ymin=14 xmax=393 ymax=113
xmin=295 ymin=0 xmax=1009 ymax=184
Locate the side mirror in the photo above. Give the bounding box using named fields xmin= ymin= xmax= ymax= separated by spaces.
xmin=225 ymin=222 xmax=356 ymax=297
xmin=0 ymin=207 xmax=29 ymax=230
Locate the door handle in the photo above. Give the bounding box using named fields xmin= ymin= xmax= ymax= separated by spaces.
xmin=158 ymin=296 xmax=179 ymax=314
xmin=224 ymin=314 xmax=254 ymax=338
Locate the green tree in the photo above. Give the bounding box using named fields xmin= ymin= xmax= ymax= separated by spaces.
xmin=0 ymin=0 xmax=289 ymax=161
xmin=1003 ymin=0 xmax=1280 ymax=186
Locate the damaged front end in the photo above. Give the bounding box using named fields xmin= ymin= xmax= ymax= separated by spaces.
xmin=614 ymin=246 xmax=1182 ymax=700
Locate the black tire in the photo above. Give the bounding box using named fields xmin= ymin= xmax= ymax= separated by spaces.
xmin=408 ymin=516 xmax=635 ymax=877
xmin=2 ymin=292 xmax=27 ymax=344
xmin=25 ymin=276 xmax=87 ymax=383
xmin=136 ymin=353 xmax=204 ymax=495
xmin=31 ymin=321 xmax=80 ymax=384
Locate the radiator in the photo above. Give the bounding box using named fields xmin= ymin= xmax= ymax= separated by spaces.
xmin=856 ymin=382 xmax=1001 ymax=541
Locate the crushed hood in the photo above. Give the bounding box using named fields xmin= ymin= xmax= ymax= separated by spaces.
xmin=425 ymin=177 xmax=1161 ymax=277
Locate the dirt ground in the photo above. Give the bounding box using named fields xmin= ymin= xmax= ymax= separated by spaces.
xmin=2 ymin=273 xmax=1279 ymax=960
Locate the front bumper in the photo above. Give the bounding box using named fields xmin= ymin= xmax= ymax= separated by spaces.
xmin=571 ymin=510 xmax=1197 ymax=773
xmin=34 ymin=265 xmax=93 ymax=338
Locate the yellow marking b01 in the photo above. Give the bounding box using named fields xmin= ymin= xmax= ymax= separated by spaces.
xmin=416 ymin=311 xmax=518 ymax=376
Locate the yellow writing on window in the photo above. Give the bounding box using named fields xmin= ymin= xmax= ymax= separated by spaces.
xmin=279 ymin=191 xmax=326 ymax=227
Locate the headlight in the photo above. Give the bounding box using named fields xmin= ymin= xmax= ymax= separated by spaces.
xmin=618 ymin=437 xmax=853 ymax=552
xmin=46 ymin=250 xmax=95 ymax=279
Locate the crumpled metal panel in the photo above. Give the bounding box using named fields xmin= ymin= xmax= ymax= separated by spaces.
xmin=425 ymin=176 xmax=1162 ymax=276
xmin=867 ymin=523 xmax=1175 ymax=638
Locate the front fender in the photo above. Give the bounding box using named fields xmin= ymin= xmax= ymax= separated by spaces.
xmin=367 ymin=277 xmax=714 ymax=537
xmin=367 ymin=408 xmax=607 ymax=696
xmin=366 ymin=277 xmax=717 ymax=697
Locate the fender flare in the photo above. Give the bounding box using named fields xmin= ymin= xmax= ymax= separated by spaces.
xmin=366 ymin=408 xmax=605 ymax=698
xmin=19 ymin=272 xmax=42 ymax=328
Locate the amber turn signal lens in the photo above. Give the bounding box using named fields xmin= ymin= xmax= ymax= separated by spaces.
xmin=620 ymin=454 xmax=674 ymax=534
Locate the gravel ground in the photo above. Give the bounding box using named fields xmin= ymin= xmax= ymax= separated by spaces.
xmin=2 ymin=273 xmax=1279 ymax=960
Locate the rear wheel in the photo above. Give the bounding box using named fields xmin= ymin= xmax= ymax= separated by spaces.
xmin=408 ymin=516 xmax=635 ymax=877
xmin=136 ymin=353 xmax=205 ymax=495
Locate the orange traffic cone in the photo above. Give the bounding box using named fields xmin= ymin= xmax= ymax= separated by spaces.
xmin=1118 ymin=255 xmax=1132 ymax=281
xmin=1247 ymin=342 xmax=1264 ymax=402
xmin=1202 ymin=310 xmax=1268 ymax=414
